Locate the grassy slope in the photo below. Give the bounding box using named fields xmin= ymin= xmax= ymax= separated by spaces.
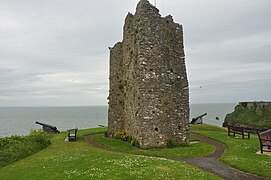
xmin=0 ymin=128 xmax=219 ymax=180
xmin=191 ymin=124 xmax=271 ymax=179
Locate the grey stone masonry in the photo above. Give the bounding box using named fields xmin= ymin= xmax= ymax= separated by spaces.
xmin=108 ymin=0 xmax=189 ymax=148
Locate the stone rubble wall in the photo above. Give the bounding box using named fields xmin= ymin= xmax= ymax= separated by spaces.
xmin=239 ymin=102 xmax=271 ymax=110
xmin=108 ymin=0 xmax=189 ymax=148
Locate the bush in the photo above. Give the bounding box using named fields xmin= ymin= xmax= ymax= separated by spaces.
xmin=0 ymin=130 xmax=51 ymax=168
xmin=240 ymin=102 xmax=248 ymax=108
xmin=113 ymin=131 xmax=140 ymax=147
xmin=166 ymin=139 xmax=175 ymax=148
xmin=131 ymin=139 xmax=140 ymax=147
xmin=114 ymin=131 xmax=129 ymax=141
xmin=127 ymin=136 xmax=133 ymax=143
xmin=29 ymin=130 xmax=51 ymax=147
xmin=104 ymin=131 xmax=108 ymax=137
xmin=0 ymin=135 xmax=24 ymax=150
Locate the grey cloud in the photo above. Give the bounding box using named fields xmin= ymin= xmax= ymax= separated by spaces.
xmin=190 ymin=78 xmax=271 ymax=103
xmin=0 ymin=0 xmax=271 ymax=106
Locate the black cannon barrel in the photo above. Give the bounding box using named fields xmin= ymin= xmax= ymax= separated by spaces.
xmin=192 ymin=113 xmax=207 ymax=120
xmin=190 ymin=113 xmax=207 ymax=124
xmin=35 ymin=121 xmax=57 ymax=130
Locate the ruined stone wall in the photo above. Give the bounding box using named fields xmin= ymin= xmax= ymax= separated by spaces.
xmin=107 ymin=42 xmax=125 ymax=134
xmin=108 ymin=0 xmax=189 ymax=148
xmin=239 ymin=102 xmax=271 ymax=109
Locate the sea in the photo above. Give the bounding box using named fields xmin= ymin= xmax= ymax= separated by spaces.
xmin=0 ymin=103 xmax=236 ymax=138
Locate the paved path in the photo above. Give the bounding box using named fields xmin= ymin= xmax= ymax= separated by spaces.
xmin=85 ymin=133 xmax=265 ymax=180
xmin=178 ymin=133 xmax=265 ymax=180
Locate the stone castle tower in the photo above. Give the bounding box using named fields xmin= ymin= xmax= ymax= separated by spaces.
xmin=108 ymin=0 xmax=189 ymax=148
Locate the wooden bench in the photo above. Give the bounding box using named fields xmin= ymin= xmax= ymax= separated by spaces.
xmin=258 ymin=129 xmax=271 ymax=154
xmin=227 ymin=125 xmax=251 ymax=139
xmin=67 ymin=128 xmax=78 ymax=141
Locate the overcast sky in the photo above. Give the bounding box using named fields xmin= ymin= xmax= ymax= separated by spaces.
xmin=0 ymin=0 xmax=270 ymax=107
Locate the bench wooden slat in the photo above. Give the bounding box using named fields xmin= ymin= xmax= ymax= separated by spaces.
xmin=227 ymin=125 xmax=251 ymax=139
xmin=67 ymin=128 xmax=78 ymax=141
xmin=258 ymin=129 xmax=271 ymax=154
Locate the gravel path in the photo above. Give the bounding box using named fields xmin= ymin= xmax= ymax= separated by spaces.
xmin=85 ymin=133 xmax=266 ymax=180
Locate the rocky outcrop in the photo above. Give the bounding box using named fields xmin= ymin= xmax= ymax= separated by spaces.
xmin=223 ymin=102 xmax=271 ymax=130
xmin=108 ymin=0 xmax=189 ymax=148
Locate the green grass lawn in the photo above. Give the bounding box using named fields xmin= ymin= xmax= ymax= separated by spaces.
xmin=93 ymin=133 xmax=215 ymax=158
xmin=0 ymin=127 xmax=219 ymax=180
xmin=1 ymin=124 xmax=270 ymax=179
xmin=191 ymin=124 xmax=271 ymax=179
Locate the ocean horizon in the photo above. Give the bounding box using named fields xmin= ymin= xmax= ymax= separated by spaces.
xmin=0 ymin=103 xmax=236 ymax=137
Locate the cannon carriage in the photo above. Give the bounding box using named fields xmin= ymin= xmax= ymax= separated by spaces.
xmin=190 ymin=113 xmax=207 ymax=124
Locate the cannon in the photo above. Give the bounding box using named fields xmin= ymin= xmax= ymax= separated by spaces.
xmin=35 ymin=121 xmax=60 ymax=133
xmin=190 ymin=113 xmax=207 ymax=124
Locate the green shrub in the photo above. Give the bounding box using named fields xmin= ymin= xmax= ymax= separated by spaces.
xmin=29 ymin=129 xmax=51 ymax=147
xmin=113 ymin=132 xmax=140 ymax=147
xmin=131 ymin=139 xmax=140 ymax=147
xmin=114 ymin=131 xmax=129 ymax=141
xmin=0 ymin=130 xmax=51 ymax=168
xmin=0 ymin=135 xmax=24 ymax=150
xmin=240 ymin=102 xmax=247 ymax=108
xmin=166 ymin=139 xmax=175 ymax=148
xmin=104 ymin=131 xmax=108 ymax=137
xmin=127 ymin=135 xmax=133 ymax=143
